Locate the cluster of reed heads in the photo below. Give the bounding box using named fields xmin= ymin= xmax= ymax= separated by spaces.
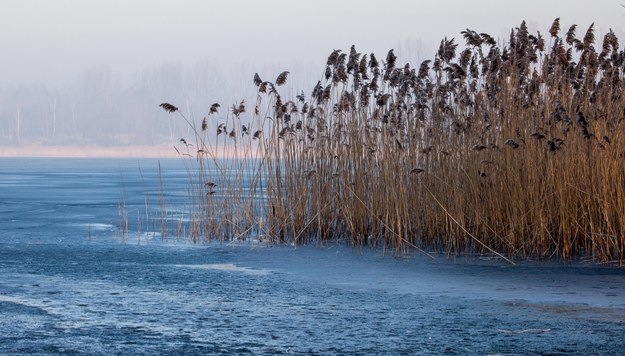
xmin=161 ymin=19 xmax=625 ymax=264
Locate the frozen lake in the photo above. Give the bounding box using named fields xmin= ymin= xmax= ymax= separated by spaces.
xmin=1 ymin=157 xmax=624 ymax=354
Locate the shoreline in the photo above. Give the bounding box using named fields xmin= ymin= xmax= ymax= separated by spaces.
xmin=0 ymin=145 xmax=181 ymax=158
xmin=0 ymin=145 xmax=263 ymax=159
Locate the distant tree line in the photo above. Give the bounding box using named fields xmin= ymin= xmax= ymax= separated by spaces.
xmin=0 ymin=42 xmax=423 ymax=148
xmin=0 ymin=61 xmax=262 ymax=147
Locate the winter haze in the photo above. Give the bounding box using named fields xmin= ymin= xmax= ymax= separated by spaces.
xmin=0 ymin=0 xmax=622 ymax=156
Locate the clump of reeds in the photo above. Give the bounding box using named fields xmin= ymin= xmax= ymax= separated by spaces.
xmin=161 ymin=19 xmax=625 ymax=264
xmin=158 ymin=97 xmax=271 ymax=243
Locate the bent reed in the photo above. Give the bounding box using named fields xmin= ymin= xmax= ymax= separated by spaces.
xmin=160 ymin=19 xmax=625 ymax=264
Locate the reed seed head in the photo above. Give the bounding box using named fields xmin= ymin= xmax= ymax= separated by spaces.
xmin=159 ymin=103 xmax=178 ymax=113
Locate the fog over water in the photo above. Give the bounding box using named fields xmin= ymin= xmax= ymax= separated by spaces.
xmin=2 ymin=3 xmax=625 ymax=352
xmin=0 ymin=0 xmax=623 ymax=149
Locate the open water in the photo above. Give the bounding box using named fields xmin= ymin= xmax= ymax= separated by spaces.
xmin=1 ymin=157 xmax=624 ymax=355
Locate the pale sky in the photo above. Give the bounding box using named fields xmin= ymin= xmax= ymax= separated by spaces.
xmin=0 ymin=0 xmax=623 ymax=87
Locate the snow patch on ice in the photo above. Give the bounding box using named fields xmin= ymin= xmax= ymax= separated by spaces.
xmin=176 ymin=263 xmax=270 ymax=275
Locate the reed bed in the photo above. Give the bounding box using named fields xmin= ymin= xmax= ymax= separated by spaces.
xmin=161 ymin=19 xmax=625 ymax=264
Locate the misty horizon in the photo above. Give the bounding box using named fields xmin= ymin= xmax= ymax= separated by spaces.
xmin=2 ymin=0 xmax=623 ymax=87
xmin=1 ymin=0 xmax=624 ymax=152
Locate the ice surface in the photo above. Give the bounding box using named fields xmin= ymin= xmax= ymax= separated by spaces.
xmin=176 ymin=263 xmax=271 ymax=275
xmin=1 ymin=157 xmax=624 ymax=354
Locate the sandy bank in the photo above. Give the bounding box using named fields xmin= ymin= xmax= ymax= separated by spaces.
xmin=0 ymin=145 xmax=246 ymax=158
xmin=0 ymin=144 xmax=262 ymax=159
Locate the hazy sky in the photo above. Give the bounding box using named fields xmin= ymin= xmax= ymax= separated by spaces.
xmin=1 ymin=0 xmax=623 ymax=87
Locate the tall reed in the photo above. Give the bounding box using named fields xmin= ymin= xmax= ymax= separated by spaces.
xmin=161 ymin=20 xmax=625 ymax=264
